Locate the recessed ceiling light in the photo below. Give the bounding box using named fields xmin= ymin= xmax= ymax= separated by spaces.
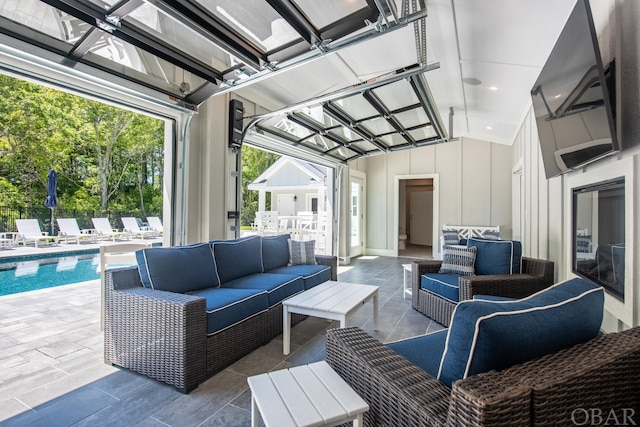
xmin=486 ymin=126 xmax=493 ymax=130
xmin=489 ymin=86 xmax=498 ymax=91
xmin=463 ymin=77 xmax=482 ymax=85
xmin=554 ymin=94 xmax=562 ymax=99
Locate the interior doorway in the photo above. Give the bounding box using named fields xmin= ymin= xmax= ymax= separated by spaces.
xmin=395 ymin=175 xmax=439 ymax=259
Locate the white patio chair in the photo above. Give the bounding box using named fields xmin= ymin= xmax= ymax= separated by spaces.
xmin=91 ymin=218 xmax=131 ymax=241
xmin=121 ymin=217 xmax=158 ymax=239
xmin=98 ymin=241 xmax=152 ymax=330
xmin=56 ymin=218 xmax=97 ymax=244
xmin=146 ymin=216 xmax=164 ymax=235
xmin=15 ymin=219 xmax=59 ymax=247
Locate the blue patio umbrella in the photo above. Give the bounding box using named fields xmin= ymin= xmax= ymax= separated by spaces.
xmin=44 ymin=169 xmax=58 ymax=236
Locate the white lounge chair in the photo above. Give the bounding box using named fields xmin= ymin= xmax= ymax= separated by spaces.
xmin=15 ymin=219 xmax=59 ymax=247
xmin=0 ymin=232 xmax=17 ymax=250
xmin=121 ymin=217 xmax=158 ymax=239
xmin=91 ymin=218 xmax=131 ymax=241
xmin=146 ymin=217 xmax=164 ymax=236
xmin=57 ymin=218 xmax=97 ymax=244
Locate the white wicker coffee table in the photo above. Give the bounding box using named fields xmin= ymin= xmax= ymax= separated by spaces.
xmin=282 ymin=280 xmax=379 ymax=355
xmin=247 ymin=361 xmax=368 ymax=427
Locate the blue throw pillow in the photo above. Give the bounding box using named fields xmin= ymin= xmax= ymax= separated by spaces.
xmin=442 ymin=230 xmax=459 ymax=246
xmin=211 ymin=235 xmax=263 ymax=284
xmin=261 ymin=234 xmax=290 ymax=271
xmin=288 ymin=239 xmax=317 ymax=266
xmin=467 ymin=238 xmax=522 ymax=275
xmin=437 ymin=278 xmax=604 ymax=387
xmin=136 ymin=243 xmax=219 ymax=293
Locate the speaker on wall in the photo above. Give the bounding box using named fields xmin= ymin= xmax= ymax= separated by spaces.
xmin=229 ymin=99 xmax=244 ymax=148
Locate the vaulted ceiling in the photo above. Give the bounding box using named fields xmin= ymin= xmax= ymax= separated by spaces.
xmin=0 ymin=0 xmax=579 ymax=162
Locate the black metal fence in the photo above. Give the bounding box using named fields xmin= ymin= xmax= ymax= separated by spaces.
xmin=0 ymin=205 xmax=158 ymax=233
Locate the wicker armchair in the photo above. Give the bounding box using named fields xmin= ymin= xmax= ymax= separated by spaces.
xmin=411 ymin=257 xmax=554 ymax=327
xmin=326 ymin=326 xmax=640 ymax=427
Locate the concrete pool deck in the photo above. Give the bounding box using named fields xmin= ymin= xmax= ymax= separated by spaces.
xmin=0 ymin=237 xmax=163 ymax=260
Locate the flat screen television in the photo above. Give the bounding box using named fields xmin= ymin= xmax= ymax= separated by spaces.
xmin=531 ymin=0 xmax=618 ymax=179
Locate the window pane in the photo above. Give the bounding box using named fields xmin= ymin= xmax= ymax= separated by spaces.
xmin=0 ymin=2 xmax=88 ymax=43
xmin=195 ymin=0 xmax=300 ymax=51
xmin=373 ymin=80 xmax=419 ymax=111
xmin=126 ymin=2 xmax=240 ymax=71
xmin=292 ymin=0 xmax=368 ymax=29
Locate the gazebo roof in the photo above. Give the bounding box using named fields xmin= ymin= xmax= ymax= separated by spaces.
xmin=248 ymin=157 xmax=326 ymax=191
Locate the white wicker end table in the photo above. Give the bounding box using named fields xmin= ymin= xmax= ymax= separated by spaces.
xmin=282 ymin=280 xmax=379 ymax=355
xmin=247 ymin=361 xmax=369 ymax=427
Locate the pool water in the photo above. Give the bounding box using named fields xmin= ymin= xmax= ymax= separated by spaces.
xmin=0 ymin=254 xmax=100 ymax=296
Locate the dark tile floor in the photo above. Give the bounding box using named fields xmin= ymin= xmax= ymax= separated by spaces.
xmin=0 ymin=255 xmax=442 ymax=427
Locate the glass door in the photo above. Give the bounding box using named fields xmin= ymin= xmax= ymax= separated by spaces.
xmin=350 ymin=175 xmax=364 ymax=257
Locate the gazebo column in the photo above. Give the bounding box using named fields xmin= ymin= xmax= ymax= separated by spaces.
xmin=258 ymin=190 xmax=266 ymax=212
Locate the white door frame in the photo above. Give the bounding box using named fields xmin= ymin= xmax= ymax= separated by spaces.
xmin=349 ymin=170 xmax=366 ymax=257
xmin=394 ymin=174 xmax=440 ymax=257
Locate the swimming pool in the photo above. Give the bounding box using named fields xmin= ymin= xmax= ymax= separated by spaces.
xmin=0 ymin=252 xmax=100 ymax=296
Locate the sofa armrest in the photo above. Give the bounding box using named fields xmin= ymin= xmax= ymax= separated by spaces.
xmin=458 ymin=273 xmax=554 ymax=301
xmin=449 ymin=370 xmax=532 ymax=427
xmin=521 ymin=256 xmax=554 ymax=283
xmin=104 ymin=267 xmax=207 ymax=392
xmin=411 ymin=261 xmax=442 ymax=309
xmin=326 ymin=327 xmax=450 ymax=427
xmin=452 ymin=327 xmax=640 ymax=426
xmin=315 ymin=254 xmax=338 ymax=281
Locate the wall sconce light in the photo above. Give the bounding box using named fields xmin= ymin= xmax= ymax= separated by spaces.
xmin=293 ymin=196 xmax=297 ymax=201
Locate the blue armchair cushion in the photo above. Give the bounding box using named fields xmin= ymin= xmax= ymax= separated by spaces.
xmin=439 ymin=245 xmax=476 ymax=276
xmin=186 ymin=287 xmax=269 ymax=335
xmin=437 ymin=278 xmax=604 ymax=387
xmin=136 ymin=243 xmax=219 ymax=293
xmin=467 ymin=238 xmax=522 ymax=275
xmin=387 ymin=330 xmax=448 ymax=379
xmin=288 ymin=239 xmax=317 ymax=265
xmin=224 ymin=273 xmax=304 ymax=307
xmin=211 ymin=235 xmax=263 ymax=284
xmin=268 ymin=264 xmax=331 ymax=290
xmin=421 ymin=273 xmax=460 ymax=303
xmin=261 ymin=234 xmax=291 ymax=271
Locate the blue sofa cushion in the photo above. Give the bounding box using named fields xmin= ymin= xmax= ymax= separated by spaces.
xmin=262 ymin=234 xmax=290 ymax=271
xmin=268 ymin=264 xmax=331 ymax=290
xmin=437 ymin=278 xmax=604 ymax=387
xmin=439 ymin=245 xmax=476 ymax=276
xmin=467 ymin=238 xmax=522 ymax=275
xmin=186 ymin=287 xmax=269 ymax=335
xmin=387 ymin=330 xmax=447 ymax=379
xmin=211 ymin=235 xmax=263 ymax=284
xmin=288 ymin=239 xmax=317 ymax=265
xmin=136 ymin=243 xmax=219 ymax=293
xmin=225 ymin=273 xmax=304 ymax=307
xmin=421 ymin=273 xmax=460 ymax=303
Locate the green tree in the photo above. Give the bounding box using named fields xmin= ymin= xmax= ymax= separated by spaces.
xmin=0 ymin=74 xmax=164 ymax=217
xmin=241 ymin=145 xmax=279 ymax=227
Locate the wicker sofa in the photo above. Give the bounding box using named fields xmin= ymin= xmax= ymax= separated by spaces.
xmin=327 ymin=278 xmax=640 ymax=427
xmin=412 ymin=239 xmax=555 ymax=326
xmin=104 ymin=234 xmax=336 ymax=392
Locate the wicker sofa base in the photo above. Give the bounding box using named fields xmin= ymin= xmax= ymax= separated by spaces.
xmin=105 ymin=267 xmax=309 ymax=393
xmin=205 ymin=303 xmax=306 ymax=378
xmin=413 ymin=289 xmax=456 ymax=327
